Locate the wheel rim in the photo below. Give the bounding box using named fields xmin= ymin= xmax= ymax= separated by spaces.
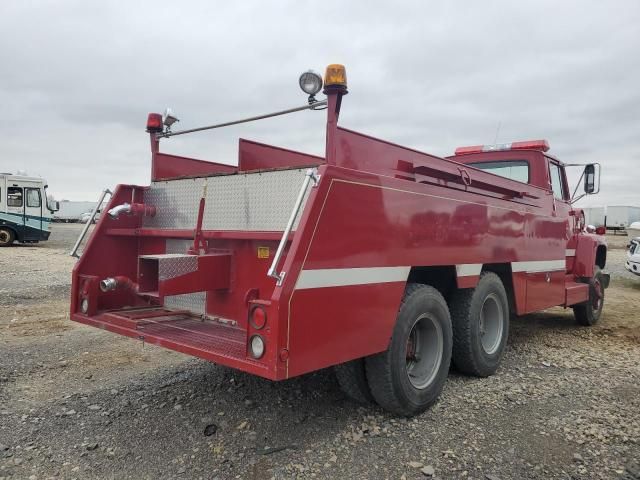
xmin=479 ymin=293 xmax=504 ymax=355
xmin=405 ymin=313 xmax=443 ymax=389
xmin=0 ymin=231 xmax=8 ymax=244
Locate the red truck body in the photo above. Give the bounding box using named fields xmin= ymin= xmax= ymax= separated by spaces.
xmin=70 ymin=66 xmax=607 ymax=414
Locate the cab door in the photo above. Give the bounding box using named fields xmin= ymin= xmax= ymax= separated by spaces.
xmin=524 ymin=160 xmax=569 ymax=312
xmin=6 ymin=185 xmax=25 ymax=238
xmin=24 ymin=185 xmax=43 ymax=240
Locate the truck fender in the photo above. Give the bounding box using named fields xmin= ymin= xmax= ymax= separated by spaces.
xmin=574 ymin=235 xmax=606 ymax=278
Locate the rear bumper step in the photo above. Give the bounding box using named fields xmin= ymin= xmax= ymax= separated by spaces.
xmin=71 ymin=308 xmax=272 ymax=378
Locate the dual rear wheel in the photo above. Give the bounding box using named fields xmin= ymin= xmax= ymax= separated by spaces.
xmin=334 ymin=273 xmax=510 ymax=416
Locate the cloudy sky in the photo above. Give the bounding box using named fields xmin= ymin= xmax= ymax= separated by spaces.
xmin=1 ymin=1 xmax=638 ymax=207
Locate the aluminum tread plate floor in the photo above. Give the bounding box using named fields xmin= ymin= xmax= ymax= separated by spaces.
xmin=96 ymin=309 xmax=260 ymax=364
xmin=138 ymin=318 xmax=246 ymax=358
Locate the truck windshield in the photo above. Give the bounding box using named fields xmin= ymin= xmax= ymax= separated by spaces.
xmin=467 ymin=160 xmax=529 ymax=183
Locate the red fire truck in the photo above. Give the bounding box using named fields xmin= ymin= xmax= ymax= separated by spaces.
xmin=70 ymin=65 xmax=608 ymax=416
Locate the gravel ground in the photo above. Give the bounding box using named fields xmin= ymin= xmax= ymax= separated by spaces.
xmin=0 ymin=225 xmax=638 ymax=480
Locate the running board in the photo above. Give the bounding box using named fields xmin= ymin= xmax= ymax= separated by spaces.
xmin=565 ymin=281 xmax=589 ymax=306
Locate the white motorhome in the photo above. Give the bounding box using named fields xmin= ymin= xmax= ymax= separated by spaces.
xmin=0 ymin=173 xmax=59 ymax=246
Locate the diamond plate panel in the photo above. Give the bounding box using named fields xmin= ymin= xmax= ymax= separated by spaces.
xmin=143 ymin=168 xmax=310 ymax=231
xmin=165 ymin=239 xmax=191 ymax=254
xmin=164 ymin=292 xmax=206 ymax=316
xmin=162 ymin=239 xmax=205 ymax=315
xmin=158 ymin=255 xmax=197 ymax=281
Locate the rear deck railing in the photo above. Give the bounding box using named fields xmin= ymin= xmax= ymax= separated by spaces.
xmin=267 ymin=168 xmax=320 ymax=286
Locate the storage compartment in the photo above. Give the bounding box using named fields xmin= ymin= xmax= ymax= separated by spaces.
xmin=138 ymin=253 xmax=232 ymax=300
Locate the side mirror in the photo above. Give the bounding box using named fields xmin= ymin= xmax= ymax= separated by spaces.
xmin=584 ymin=164 xmax=596 ymax=194
xmin=48 ymin=200 xmax=60 ymax=212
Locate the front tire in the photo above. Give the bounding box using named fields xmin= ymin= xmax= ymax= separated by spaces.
xmin=365 ymin=284 xmax=452 ymax=417
xmin=573 ymin=266 xmax=605 ymax=326
xmin=0 ymin=228 xmax=15 ymax=247
xmin=449 ymin=272 xmax=509 ymax=377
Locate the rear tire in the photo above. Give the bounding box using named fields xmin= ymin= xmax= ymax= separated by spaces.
xmin=450 ymin=272 xmax=509 ymax=377
xmin=573 ymin=266 xmax=605 ymax=326
xmin=0 ymin=228 xmax=15 ymax=247
xmin=334 ymin=359 xmax=374 ymax=404
xmin=365 ymin=283 xmax=452 ymax=417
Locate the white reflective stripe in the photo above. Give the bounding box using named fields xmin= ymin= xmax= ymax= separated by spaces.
xmin=456 ymin=264 xmax=482 ymax=277
xmin=565 ymin=249 xmax=576 ymax=257
xmin=512 ymin=260 xmax=566 ymax=273
xmin=295 ymin=266 xmax=410 ymax=290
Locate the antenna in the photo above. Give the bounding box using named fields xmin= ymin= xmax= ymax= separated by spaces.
xmin=493 ymin=121 xmax=502 ymax=145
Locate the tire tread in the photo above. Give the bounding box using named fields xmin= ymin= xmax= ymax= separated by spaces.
xmin=334 ymin=359 xmax=374 ymax=404
xmin=450 ymin=271 xmax=508 ymax=377
xmin=366 ymin=283 xmax=450 ymax=416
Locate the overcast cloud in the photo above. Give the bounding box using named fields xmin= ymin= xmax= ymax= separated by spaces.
xmin=1 ymin=1 xmax=638 ymax=207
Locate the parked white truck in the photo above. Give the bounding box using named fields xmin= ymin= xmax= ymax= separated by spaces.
xmin=0 ymin=173 xmax=59 ymax=246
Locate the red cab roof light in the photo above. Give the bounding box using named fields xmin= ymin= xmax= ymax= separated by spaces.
xmin=455 ymin=139 xmax=550 ymax=155
xmin=146 ymin=113 xmax=163 ymax=133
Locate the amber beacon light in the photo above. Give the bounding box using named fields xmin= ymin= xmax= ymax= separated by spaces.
xmin=324 ymin=64 xmax=347 ymax=92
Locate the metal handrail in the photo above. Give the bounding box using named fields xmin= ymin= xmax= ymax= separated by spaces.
xmin=267 ymin=168 xmax=320 ymax=286
xmin=69 ymin=188 xmax=112 ymax=258
xmin=158 ymin=99 xmax=328 ymax=139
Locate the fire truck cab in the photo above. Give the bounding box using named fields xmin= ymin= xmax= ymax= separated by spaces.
xmin=70 ymin=65 xmax=608 ymax=416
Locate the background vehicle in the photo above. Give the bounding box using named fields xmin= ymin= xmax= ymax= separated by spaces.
xmin=605 ymin=205 xmax=640 ymax=231
xmin=628 ymin=221 xmax=640 ymax=238
xmin=582 ymin=206 xmax=605 ymax=228
xmin=626 ymin=237 xmax=640 ymax=276
xmin=69 ymin=65 xmax=609 ymax=416
xmin=79 ymin=210 xmax=101 ymax=224
xmin=0 ymin=173 xmax=59 ymax=246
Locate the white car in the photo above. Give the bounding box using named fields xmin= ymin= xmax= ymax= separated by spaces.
xmin=626 ymin=237 xmax=640 ymax=277
xmin=79 ymin=210 xmax=101 ymax=224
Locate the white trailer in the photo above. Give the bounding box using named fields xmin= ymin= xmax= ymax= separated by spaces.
xmin=0 ymin=173 xmax=59 ymax=246
xmin=606 ymin=206 xmax=640 ymax=230
xmin=582 ymin=206 xmax=605 ymax=227
xmin=54 ymin=201 xmax=102 ymax=222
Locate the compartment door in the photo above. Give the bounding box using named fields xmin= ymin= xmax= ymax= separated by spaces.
xmin=525 ymin=270 xmax=565 ymax=312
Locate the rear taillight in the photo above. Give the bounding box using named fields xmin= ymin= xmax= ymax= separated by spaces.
xmin=146 ymin=113 xmax=163 ymax=133
xmin=595 ymin=226 xmax=606 ymax=235
xmin=250 ymin=306 xmax=267 ymax=330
